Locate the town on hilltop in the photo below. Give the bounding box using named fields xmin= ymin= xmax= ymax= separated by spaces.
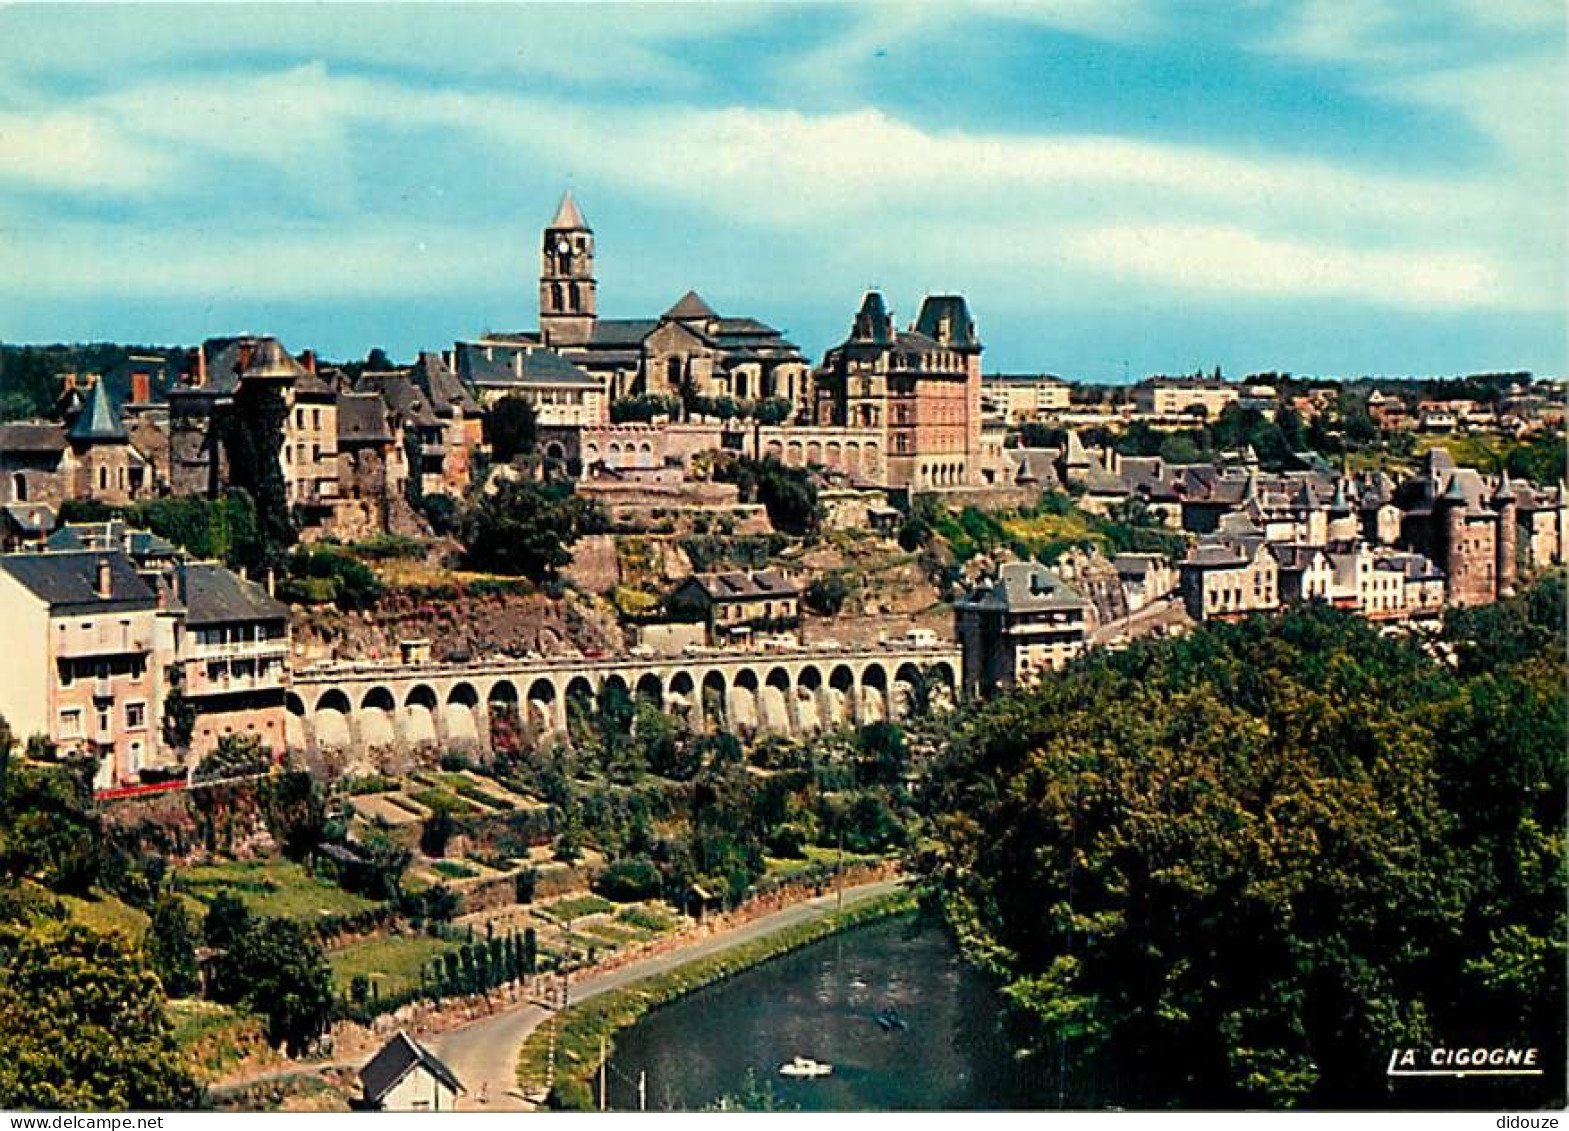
xmin=0 ymin=193 xmax=1563 ymax=1112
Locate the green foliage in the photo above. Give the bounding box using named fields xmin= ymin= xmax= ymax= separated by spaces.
xmin=929 ymin=594 xmax=1567 ymax=1108
xmin=461 ymin=478 xmax=607 ymax=580
xmin=594 ymin=857 xmax=663 ymax=902
xmin=752 ymin=397 xmax=794 ymax=426
xmin=204 ymin=900 xmax=334 ymax=1056
xmin=0 ymin=757 xmax=103 ymax=896
xmin=514 ymin=867 xmax=538 ymax=905
xmin=192 ymin=733 xmax=270 ymax=785
xmin=610 ymin=394 xmax=680 ymax=424
xmin=0 ymin=921 xmax=202 ymax=1109
xmin=488 ymin=395 xmax=539 ymax=463
xmin=146 ymin=893 xmax=199 ymax=998
xmin=220 ymin=383 xmax=296 ymax=572
xmin=416 ymin=492 xmax=462 ymax=537
xmin=283 ymin=545 xmax=384 ymax=609
xmin=161 ymin=664 xmax=197 ymax=753
xmin=713 ymin=457 xmax=822 ymax=538
xmin=804 ymin=572 xmax=850 ymax=615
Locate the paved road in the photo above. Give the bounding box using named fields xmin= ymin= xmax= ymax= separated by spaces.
xmin=426 ymin=877 xmax=906 ymax=1111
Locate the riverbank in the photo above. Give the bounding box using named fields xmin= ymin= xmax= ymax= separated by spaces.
xmin=514 ymin=882 xmax=920 ymax=1110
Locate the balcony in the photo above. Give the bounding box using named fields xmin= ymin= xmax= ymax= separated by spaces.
xmin=186 ymin=639 xmax=289 ymax=663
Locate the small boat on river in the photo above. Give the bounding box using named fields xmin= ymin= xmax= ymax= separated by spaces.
xmin=779 ymin=1056 xmax=834 ymax=1079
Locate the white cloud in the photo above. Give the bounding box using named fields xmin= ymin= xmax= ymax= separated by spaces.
xmin=0 ymin=51 xmax=1556 ymax=316
xmin=1067 ymin=223 xmax=1506 ymax=309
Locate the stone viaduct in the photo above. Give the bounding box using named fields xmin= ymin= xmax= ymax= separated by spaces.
xmin=286 ymin=642 xmax=961 ymax=760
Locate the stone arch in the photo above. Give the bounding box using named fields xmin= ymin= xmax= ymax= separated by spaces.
xmin=585 ymin=441 xmax=600 ymax=466
xmin=445 ymin=681 xmax=480 ymax=745
xmin=526 ymin=677 xmax=560 ymax=736
xmin=544 ymin=440 xmax=566 ymax=461
xmin=564 ymin=675 xmax=597 ymax=741
xmin=638 ymin=441 xmax=654 ymax=468
xmin=359 ymin=687 xmax=397 ymax=749
xmin=759 ymin=666 xmax=792 ymax=734
xmin=313 ymin=688 xmax=352 ymax=750
xmin=844 ymin=442 xmax=860 ymax=477
xmin=928 ymin=659 xmax=958 ymax=713
xmin=404 ymin=684 xmax=439 ymax=747
xmin=826 ymin=441 xmax=842 ymax=468
xmin=667 ymin=670 xmax=696 ymax=721
xmin=701 ymin=670 xmax=727 ymax=730
xmin=285 ymin=692 xmax=307 ymax=750
xmin=806 ymin=440 xmax=822 ymax=466
xmin=795 ymin=665 xmax=824 ymax=733
xmin=863 ymin=442 xmax=880 ymax=476
xmin=785 ymin=440 xmax=804 ymax=467
xmin=860 ymin=663 xmax=889 ymax=724
xmin=729 ymin=668 xmax=759 ymax=733
xmin=893 ymin=661 xmax=926 ymax=721
xmin=765 ymin=439 xmax=783 ymax=461
xmin=635 ymin=671 xmax=663 ymax=708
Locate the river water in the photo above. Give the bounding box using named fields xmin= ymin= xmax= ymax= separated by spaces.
xmin=603 ymin=909 xmax=1054 ymax=1112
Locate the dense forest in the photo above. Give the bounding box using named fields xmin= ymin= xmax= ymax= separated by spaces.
xmin=926 ymin=575 xmax=1566 ymax=1109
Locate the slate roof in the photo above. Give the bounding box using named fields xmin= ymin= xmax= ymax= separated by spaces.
xmin=849 ymin=291 xmax=894 ymax=345
xmin=0 ymin=550 xmax=158 ymax=613
xmin=1113 ymin=553 xmax=1167 ymax=578
xmin=2 ymin=504 xmax=55 ymax=536
xmin=588 ymin=319 xmax=659 ymax=348
xmin=960 ymin=560 xmax=1086 ymax=612
xmin=360 ymin=1031 xmax=464 ymax=1106
xmin=914 ymin=295 xmax=980 ymax=350
xmin=0 ymin=421 xmax=68 ymax=455
xmin=680 ymin=569 xmax=799 ymax=601
xmin=665 ymin=290 xmax=719 ymax=321
xmin=458 ymin=342 xmax=601 ymax=389
xmin=46 ymin=521 xmax=181 ymax=561
xmin=178 ymin=562 xmax=289 ymax=628
xmin=413 ymin=352 xmax=479 ymax=416
xmin=337 ymin=393 xmax=395 ymax=445
xmin=355 ymin=372 xmax=440 ymax=429
xmin=65 ymin=380 xmax=128 ymax=443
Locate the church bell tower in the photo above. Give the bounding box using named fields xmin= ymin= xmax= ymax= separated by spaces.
xmin=539 ymin=191 xmax=597 ymax=348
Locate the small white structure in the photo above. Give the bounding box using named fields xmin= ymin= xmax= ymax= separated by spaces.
xmin=359 ymin=1030 xmax=465 ymax=1112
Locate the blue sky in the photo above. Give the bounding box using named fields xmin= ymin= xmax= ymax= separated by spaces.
xmin=0 ymin=1 xmax=1563 ymax=380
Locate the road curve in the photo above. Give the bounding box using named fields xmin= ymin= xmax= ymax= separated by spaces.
xmin=425 ymin=877 xmax=907 ymax=1111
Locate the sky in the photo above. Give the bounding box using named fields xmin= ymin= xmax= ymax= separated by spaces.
xmin=0 ymin=1 xmax=1564 ymax=381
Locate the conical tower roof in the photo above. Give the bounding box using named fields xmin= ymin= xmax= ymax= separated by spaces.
xmin=1491 ymin=469 xmax=1515 ymax=503
xmin=241 ymin=338 xmax=308 ymax=381
xmin=549 ymin=190 xmax=588 ymax=230
xmin=850 ymin=291 xmax=893 ymax=344
xmin=66 ymin=378 xmax=128 ymax=443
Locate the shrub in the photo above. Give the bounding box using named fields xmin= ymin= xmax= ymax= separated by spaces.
xmin=593 ymin=858 xmax=662 ymax=903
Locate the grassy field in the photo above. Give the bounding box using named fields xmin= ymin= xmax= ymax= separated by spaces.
xmin=538 ymin=894 xmax=614 ymax=922
xmin=763 ymin=844 xmax=885 ymax=882
xmin=57 ymin=888 xmax=150 ymax=941
xmin=177 ymin=859 xmax=380 ymax=921
xmin=328 ymin=932 xmax=459 ymax=996
xmin=167 ymin=998 xmax=282 ymax=1083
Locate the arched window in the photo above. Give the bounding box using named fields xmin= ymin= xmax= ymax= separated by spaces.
xmin=666 ymin=357 xmax=683 ymax=389
xmin=551 ymin=282 xmax=565 ymax=313
xmin=569 ymin=283 xmax=581 ymax=313
xmin=11 ymin=473 xmax=24 ymax=502
xmin=98 ymin=466 xmax=108 ymax=491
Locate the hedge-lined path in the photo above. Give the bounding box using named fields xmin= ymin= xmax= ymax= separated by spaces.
xmin=427 ymin=877 xmax=905 ymax=1111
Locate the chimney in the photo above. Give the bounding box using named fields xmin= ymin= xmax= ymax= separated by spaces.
xmin=96 ymin=557 xmax=113 ymax=600
xmin=513 ymin=351 xmax=523 ymax=378
xmin=131 ymin=371 xmax=151 ymax=405
xmin=196 ymin=345 xmax=208 ymax=387
xmin=266 ymin=568 xmax=276 ymax=597
xmin=302 ymin=350 xmax=317 ymax=375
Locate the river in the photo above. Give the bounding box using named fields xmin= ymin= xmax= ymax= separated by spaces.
xmin=603 ymin=908 xmax=1055 ymax=1111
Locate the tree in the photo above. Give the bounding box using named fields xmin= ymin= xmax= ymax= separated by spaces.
xmin=714 ymin=457 xmax=822 ymax=538
xmin=0 ymin=757 xmax=103 ymax=896
xmin=220 ymin=381 xmax=295 ymax=573
xmin=160 ymin=665 xmax=197 ymax=754
xmin=804 ymin=573 xmax=850 ymax=616
xmin=0 ymin=922 xmax=201 ymax=1109
xmin=461 ymin=480 xmax=606 ymax=580
xmin=208 ymin=913 xmax=334 ymax=1056
xmin=927 ymin=600 xmax=1565 ymax=1108
xmin=488 ymin=395 xmax=538 ymax=464
xmin=146 ymin=893 xmax=199 ymax=998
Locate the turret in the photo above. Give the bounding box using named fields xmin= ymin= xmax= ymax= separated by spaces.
xmin=1493 ymin=470 xmax=1517 ymax=597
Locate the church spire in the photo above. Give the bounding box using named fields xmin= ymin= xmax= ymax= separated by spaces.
xmin=549 ymin=190 xmax=588 ymax=231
